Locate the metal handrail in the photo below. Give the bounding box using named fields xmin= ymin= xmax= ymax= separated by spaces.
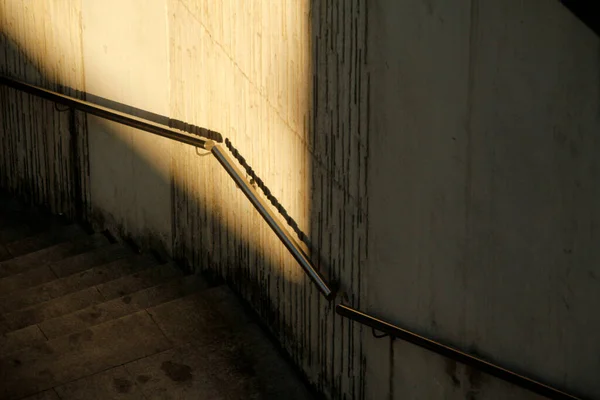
xmin=2 ymin=74 xmax=587 ymax=399
xmin=336 ymin=304 xmax=584 ymax=400
xmin=0 ymin=75 xmax=333 ymax=299
xmin=211 ymin=146 xmax=333 ymax=298
xmin=0 ymin=76 xmax=212 ymax=150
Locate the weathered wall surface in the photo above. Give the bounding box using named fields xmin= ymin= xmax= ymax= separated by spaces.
xmin=367 ymin=0 xmax=600 ymax=399
xmin=82 ymin=0 xmax=173 ymax=252
xmin=0 ymin=1 xmax=367 ymax=398
xmin=0 ymin=0 xmax=89 ymax=219
xmin=167 ymin=1 xmax=368 ymax=397
xmin=5 ymin=1 xmax=593 ymax=399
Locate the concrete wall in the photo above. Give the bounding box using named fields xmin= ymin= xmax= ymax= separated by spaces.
xmin=0 ymin=0 xmax=88 ymax=216
xmin=83 ymin=0 xmax=173 ymax=251
xmin=0 ymin=0 xmax=367 ymax=398
xmin=367 ymin=1 xmax=600 ymax=399
xmin=3 ymin=0 xmax=597 ymax=399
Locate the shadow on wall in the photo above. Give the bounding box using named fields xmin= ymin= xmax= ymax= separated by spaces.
xmin=0 ymin=1 xmax=368 ymax=396
xmin=0 ymin=27 xmax=324 ymax=316
xmin=0 ymin=22 xmax=325 ymax=371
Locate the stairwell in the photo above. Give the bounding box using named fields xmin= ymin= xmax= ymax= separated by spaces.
xmin=0 ymin=192 xmax=314 ymax=400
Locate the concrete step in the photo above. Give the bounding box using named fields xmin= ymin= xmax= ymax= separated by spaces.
xmin=0 ymin=220 xmax=51 ymax=247
xmin=3 ymin=283 xmax=312 ymax=400
xmin=51 ymin=242 xmax=133 ymax=279
xmin=0 ymin=210 xmax=65 ymax=262
xmin=0 ymin=194 xmax=313 ymax=400
xmin=19 ymin=390 xmax=59 ymax=400
xmin=0 ymin=224 xmax=36 ymax=245
xmin=146 ymin=287 xmax=245 ymax=347
xmin=2 ymin=287 xmax=106 ymax=331
xmin=0 ymin=310 xmax=171 ymax=400
xmin=123 ymin=338 xmax=266 ymax=400
xmin=3 ymin=224 xmax=84 ymax=258
xmin=54 ymin=366 xmax=145 ymax=400
xmin=132 ymin=286 xmax=313 ymax=400
xmin=0 ymin=231 xmax=108 ymax=279
xmin=1 ymin=255 xmax=162 ymax=331
xmin=95 ymin=261 xmax=185 ymax=299
xmin=0 ymin=243 xmax=129 ymax=296
xmin=39 ymin=274 xmax=208 ymax=339
xmin=0 ymin=265 xmax=56 ymax=296
xmin=0 ymin=245 xmax=11 ymax=262
xmin=0 ymin=209 xmax=59 ymax=245
xmin=0 ymin=274 xmax=208 ymax=356
xmin=0 ymin=314 xmax=10 ymax=334
xmin=0 ymin=254 xmax=155 ymax=314
xmin=0 ymin=324 xmax=46 ymax=356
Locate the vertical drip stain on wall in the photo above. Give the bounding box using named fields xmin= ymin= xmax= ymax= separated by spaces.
xmin=0 ymin=0 xmax=89 ymax=219
xmin=169 ymin=1 xmax=368 ymax=398
xmin=0 ymin=1 xmax=367 ymax=398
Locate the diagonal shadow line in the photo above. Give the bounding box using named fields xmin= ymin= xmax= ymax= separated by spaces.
xmin=0 ymin=14 xmax=343 ymax=398
xmin=560 ymin=0 xmax=600 ymax=36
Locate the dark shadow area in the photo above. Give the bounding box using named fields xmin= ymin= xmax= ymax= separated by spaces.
xmin=561 ymin=0 xmax=600 ymax=36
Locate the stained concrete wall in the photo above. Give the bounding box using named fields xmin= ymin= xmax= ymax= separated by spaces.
xmin=0 ymin=0 xmax=88 ymax=217
xmin=3 ymin=1 xmax=595 ymax=399
xmin=367 ymin=1 xmax=600 ymax=399
xmin=0 ymin=1 xmax=367 ymax=398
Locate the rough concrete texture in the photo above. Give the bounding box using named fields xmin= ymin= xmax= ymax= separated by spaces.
xmin=0 ymin=1 xmax=367 ymax=398
xmin=1 ymin=1 xmax=597 ymax=399
xmin=368 ymin=0 xmax=600 ymax=399
xmin=0 ymin=197 xmax=314 ymax=400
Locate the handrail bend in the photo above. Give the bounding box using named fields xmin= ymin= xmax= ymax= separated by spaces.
xmin=0 ymin=75 xmax=333 ymax=299
xmin=8 ymin=74 xmax=582 ymax=399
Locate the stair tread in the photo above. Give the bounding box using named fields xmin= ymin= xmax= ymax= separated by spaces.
xmin=0 ymin=211 xmax=59 ymax=245
xmin=0 ymin=266 xmax=56 ymax=297
xmin=0 ymin=232 xmax=109 ymax=279
xmin=54 ymin=366 xmax=145 ymax=400
xmin=0 ymin=243 xmax=129 ymax=296
xmin=95 ymin=261 xmax=184 ymax=299
xmin=1 ymin=274 xmax=206 ymax=358
xmin=1 ymin=257 xmax=169 ymax=331
xmin=4 ymin=283 xmax=312 ymax=400
xmin=0 ymin=223 xmax=43 ymax=247
xmin=123 ymin=337 xmax=264 ymax=399
xmin=123 ymin=329 xmax=313 ymax=400
xmin=0 ymin=244 xmax=11 ymax=262
xmin=145 ymin=285 xmax=313 ymax=398
xmin=146 ymin=287 xmax=245 ymax=348
xmin=0 ymin=324 xmax=46 ymax=355
xmin=39 ymin=274 xmax=208 ymax=339
xmin=0 ymin=310 xmax=171 ymax=400
xmin=3 ymin=287 xmax=106 ymax=331
xmin=51 ymin=243 xmax=132 ymax=278
xmin=20 ymin=390 xmax=59 ymax=400
xmin=0 ymin=196 xmax=313 ymax=400
xmin=1 ymin=279 xmax=312 ymax=400
xmin=133 ymin=286 xmax=313 ymax=400
xmin=0 ymin=255 xmax=156 ymax=314
xmin=4 ymin=224 xmax=85 ymax=258
xmin=0 ymin=314 xmax=10 ymax=335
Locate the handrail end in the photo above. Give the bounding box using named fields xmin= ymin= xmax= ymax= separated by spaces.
xmin=324 ymin=280 xmax=340 ymax=302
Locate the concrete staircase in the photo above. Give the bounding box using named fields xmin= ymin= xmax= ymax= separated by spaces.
xmin=0 ymin=193 xmax=314 ymax=400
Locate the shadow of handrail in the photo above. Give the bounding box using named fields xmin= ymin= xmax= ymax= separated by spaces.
xmin=0 ymin=74 xmax=334 ymax=300
xmin=337 ymin=304 xmax=586 ymax=400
